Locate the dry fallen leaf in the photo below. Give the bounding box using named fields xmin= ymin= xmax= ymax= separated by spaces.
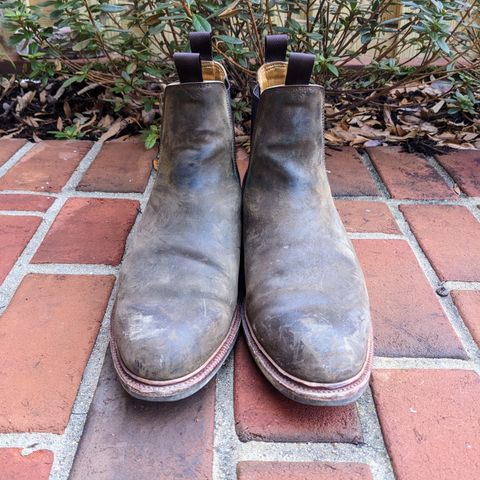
xmin=98 ymin=115 xmax=113 ymax=130
xmin=15 ymin=90 xmax=35 ymax=114
xmin=99 ymin=117 xmax=137 ymax=143
xmin=419 ymin=122 xmax=438 ymax=134
xmin=461 ymin=132 xmax=478 ymax=141
xmin=63 ymin=101 xmax=72 ymax=119
xmin=76 ymin=83 xmax=101 ymax=95
xmin=23 ymin=116 xmax=40 ymax=128
xmin=364 ymin=139 xmax=382 ymax=147
xmin=0 ymin=75 xmax=16 ymax=100
xmin=218 ymin=0 xmax=241 ymax=18
xmin=431 ymin=100 xmax=445 ymax=113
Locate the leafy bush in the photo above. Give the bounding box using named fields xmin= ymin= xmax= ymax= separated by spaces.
xmin=1 ymin=0 xmax=479 ymax=146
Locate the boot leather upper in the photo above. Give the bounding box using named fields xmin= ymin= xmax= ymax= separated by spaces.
xmin=112 ymin=82 xmax=241 ymax=382
xmin=243 ymin=85 xmax=371 ymax=384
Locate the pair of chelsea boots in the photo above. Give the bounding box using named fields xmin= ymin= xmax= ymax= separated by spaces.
xmin=110 ymin=33 xmax=373 ymax=406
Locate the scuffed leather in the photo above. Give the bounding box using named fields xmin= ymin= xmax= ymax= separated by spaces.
xmin=112 ymin=82 xmax=241 ymax=381
xmin=243 ymin=86 xmax=371 ymax=384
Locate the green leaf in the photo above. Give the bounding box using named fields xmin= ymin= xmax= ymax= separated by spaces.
xmin=72 ymin=39 xmax=91 ymax=52
xmin=149 ymin=23 xmax=165 ymax=35
xmin=144 ymin=126 xmax=159 ymax=149
xmin=436 ymin=38 xmax=450 ymax=54
xmin=9 ymin=33 xmax=26 ymax=45
xmin=361 ymin=32 xmax=372 ymax=45
xmin=288 ymin=18 xmax=302 ymax=31
xmin=192 ymin=14 xmax=211 ymax=32
xmin=145 ymin=133 xmax=157 ymax=149
xmin=61 ymin=75 xmax=84 ymax=89
xmin=144 ymin=66 xmax=166 ymax=78
xmin=217 ymin=35 xmax=243 ymax=45
xmin=431 ymin=0 xmax=443 ymax=13
xmin=326 ymin=63 xmax=339 ymax=77
xmin=306 ymin=32 xmax=323 ymax=41
xmin=28 ymin=42 xmax=39 ymax=55
xmin=100 ymin=4 xmax=125 ymax=13
xmin=126 ymin=62 xmax=136 ymax=74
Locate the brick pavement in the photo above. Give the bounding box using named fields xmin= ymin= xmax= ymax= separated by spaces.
xmin=0 ymin=138 xmax=479 ymax=479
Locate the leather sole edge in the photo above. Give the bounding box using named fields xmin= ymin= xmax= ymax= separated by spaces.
xmin=242 ymin=304 xmax=373 ymax=406
xmin=110 ymin=306 xmax=241 ymax=402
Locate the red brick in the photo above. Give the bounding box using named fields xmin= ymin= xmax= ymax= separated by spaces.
xmin=70 ymin=351 xmax=215 ymax=480
xmin=326 ymin=147 xmax=379 ymax=196
xmin=371 ymin=369 xmax=480 ymax=480
xmin=400 ymin=205 xmax=480 ymax=281
xmin=335 ymin=200 xmax=399 ymax=233
xmin=451 ymin=291 xmax=480 ymax=348
xmin=367 ymin=146 xmax=455 ymax=199
xmin=237 ymin=461 xmax=373 ymax=480
xmin=0 ymin=140 xmax=92 ymax=192
xmin=435 ymin=150 xmax=480 ymax=196
xmin=354 ymin=239 xmax=465 ymax=358
xmin=234 ymin=335 xmax=363 ymax=443
xmin=0 ymin=274 xmax=114 ymax=433
xmin=0 ymin=194 xmax=54 ymax=212
xmin=0 ymin=139 xmax=27 ymax=167
xmin=33 ymin=198 xmax=138 ymax=265
xmin=0 ymin=448 xmax=53 ymax=480
xmin=0 ymin=215 xmax=41 ymax=284
xmin=77 ymin=140 xmax=153 ymax=193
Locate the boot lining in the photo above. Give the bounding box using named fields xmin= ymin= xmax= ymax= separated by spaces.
xmin=201 ymin=60 xmax=227 ymax=81
xmin=257 ymin=61 xmax=288 ymax=93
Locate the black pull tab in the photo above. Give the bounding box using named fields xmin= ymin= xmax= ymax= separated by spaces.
xmin=173 ymin=52 xmax=203 ymax=83
xmin=264 ymin=34 xmax=288 ymax=63
xmin=285 ymin=52 xmax=315 ymax=86
xmin=189 ymin=32 xmax=213 ymax=61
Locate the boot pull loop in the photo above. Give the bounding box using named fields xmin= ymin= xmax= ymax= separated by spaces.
xmin=173 ymin=52 xmax=203 ymax=83
xmin=189 ymin=32 xmax=213 ymax=61
xmin=264 ymin=34 xmax=288 ymax=63
xmin=285 ymin=52 xmax=315 ymax=86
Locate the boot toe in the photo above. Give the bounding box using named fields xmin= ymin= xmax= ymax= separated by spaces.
xmin=112 ymin=301 xmax=231 ymax=382
xmin=250 ymin=307 xmax=371 ymax=385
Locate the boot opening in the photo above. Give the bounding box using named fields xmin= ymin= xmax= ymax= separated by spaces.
xmin=257 ymin=53 xmax=315 ymax=93
xmin=174 ymin=52 xmax=227 ymax=84
xmin=257 ymin=61 xmax=287 ymax=93
xmin=202 ymin=60 xmax=227 ymax=82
